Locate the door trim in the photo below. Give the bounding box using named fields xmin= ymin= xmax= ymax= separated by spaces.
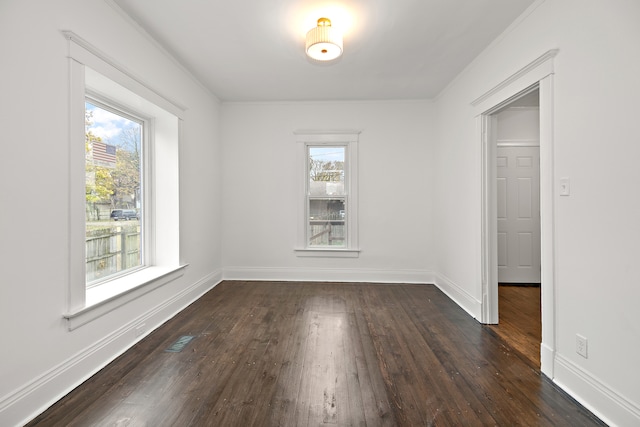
xmin=474 ymin=49 xmax=557 ymax=378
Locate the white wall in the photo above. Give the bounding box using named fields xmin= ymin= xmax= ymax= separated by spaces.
xmin=433 ymin=0 xmax=640 ymax=425
xmin=496 ymin=107 xmax=539 ymax=143
xmin=0 ymin=1 xmax=222 ymax=425
xmin=3 ymin=0 xmax=637 ymax=425
xmin=221 ymin=101 xmax=434 ymax=283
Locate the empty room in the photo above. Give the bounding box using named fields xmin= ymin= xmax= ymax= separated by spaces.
xmin=1 ymin=0 xmax=639 ymax=425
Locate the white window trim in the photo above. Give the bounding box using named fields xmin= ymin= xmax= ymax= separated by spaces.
xmin=294 ymin=130 xmax=360 ymax=257
xmin=63 ymin=31 xmax=186 ymax=330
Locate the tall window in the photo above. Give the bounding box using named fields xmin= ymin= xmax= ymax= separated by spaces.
xmin=308 ymin=146 xmax=346 ymax=247
xmin=84 ymin=99 xmax=144 ymax=285
xmin=295 ymin=131 xmax=360 ymax=257
xmin=64 ymin=31 xmax=183 ymax=328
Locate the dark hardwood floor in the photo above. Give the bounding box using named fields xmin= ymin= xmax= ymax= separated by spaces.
xmin=486 ymin=285 xmax=542 ymax=368
xmin=27 ymin=281 xmax=604 ymax=426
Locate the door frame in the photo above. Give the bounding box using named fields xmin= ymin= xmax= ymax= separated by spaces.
xmin=473 ymin=49 xmax=558 ymax=378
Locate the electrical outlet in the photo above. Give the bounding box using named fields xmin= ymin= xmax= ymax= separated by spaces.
xmin=576 ymin=334 xmax=588 ymax=358
xmin=134 ymin=324 xmax=146 ymax=338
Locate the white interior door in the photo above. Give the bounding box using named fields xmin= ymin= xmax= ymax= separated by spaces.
xmin=497 ymin=145 xmax=541 ymax=283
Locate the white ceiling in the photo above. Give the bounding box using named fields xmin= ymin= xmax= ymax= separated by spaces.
xmin=113 ymin=0 xmax=536 ymax=102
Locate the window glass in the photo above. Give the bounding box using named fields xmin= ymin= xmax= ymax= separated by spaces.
xmin=308 ymin=199 xmax=345 ymax=246
xmin=308 ymin=146 xmax=346 ymax=247
xmin=85 ymin=100 xmax=143 ymax=284
xmin=308 ymin=146 xmax=345 ymax=196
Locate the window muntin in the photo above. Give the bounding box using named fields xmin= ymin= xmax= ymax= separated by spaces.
xmin=84 ymin=99 xmax=145 ymax=285
xmin=307 ymin=145 xmax=347 ymax=247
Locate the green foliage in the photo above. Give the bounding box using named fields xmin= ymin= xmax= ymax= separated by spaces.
xmin=86 ymin=166 xmax=115 ymax=203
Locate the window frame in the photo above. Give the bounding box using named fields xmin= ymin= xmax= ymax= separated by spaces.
xmin=63 ymin=31 xmax=186 ymax=330
xmin=294 ymin=130 xmax=360 ymax=258
xmin=84 ymin=94 xmax=149 ymax=287
xmin=307 ymin=144 xmax=348 ymax=248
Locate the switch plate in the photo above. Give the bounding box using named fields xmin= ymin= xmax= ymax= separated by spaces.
xmin=560 ymin=177 xmax=570 ymax=196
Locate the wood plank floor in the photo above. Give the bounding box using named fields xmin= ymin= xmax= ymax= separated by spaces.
xmin=27 ymin=281 xmax=604 ymax=426
xmin=486 ymin=285 xmax=542 ymax=368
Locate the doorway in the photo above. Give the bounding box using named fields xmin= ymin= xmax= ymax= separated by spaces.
xmin=495 ymin=91 xmax=541 ymax=285
xmin=477 ymin=49 xmax=557 ymax=378
xmin=489 ymin=90 xmax=541 ymax=366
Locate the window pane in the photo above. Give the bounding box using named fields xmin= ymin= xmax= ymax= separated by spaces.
xmin=309 ymin=199 xmax=345 ymax=247
xmin=85 ymin=101 xmax=143 ymax=284
xmin=309 ymin=146 xmax=345 ymax=196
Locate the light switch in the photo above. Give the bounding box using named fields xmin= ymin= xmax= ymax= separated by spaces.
xmin=560 ymin=177 xmax=570 ymax=196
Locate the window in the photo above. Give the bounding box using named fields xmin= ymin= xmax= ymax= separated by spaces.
xmin=64 ymin=32 xmax=184 ymax=329
xmin=85 ymin=98 xmax=145 ymax=285
xmin=308 ymin=146 xmax=346 ymax=247
xmin=295 ymin=131 xmax=360 ymax=257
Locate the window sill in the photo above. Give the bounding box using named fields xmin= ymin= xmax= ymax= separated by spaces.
xmin=294 ymin=248 xmax=360 ymax=258
xmin=64 ymin=265 xmax=187 ymax=330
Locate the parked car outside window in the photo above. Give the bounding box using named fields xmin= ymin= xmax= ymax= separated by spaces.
xmin=110 ymin=209 xmax=139 ymax=221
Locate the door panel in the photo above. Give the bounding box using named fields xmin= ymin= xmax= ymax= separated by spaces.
xmin=518 ymin=232 xmax=533 ymax=266
xmin=497 ymin=175 xmax=507 ymax=219
xmin=497 ymin=146 xmax=540 ymax=283
xmin=517 ymin=177 xmax=532 ymax=218
xmin=498 ymin=232 xmax=507 ymax=267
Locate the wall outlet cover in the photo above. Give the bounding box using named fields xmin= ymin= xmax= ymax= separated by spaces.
xmin=576 ymin=334 xmax=588 ymax=358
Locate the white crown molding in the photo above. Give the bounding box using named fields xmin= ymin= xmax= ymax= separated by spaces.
xmin=222 ymin=99 xmax=434 ymax=106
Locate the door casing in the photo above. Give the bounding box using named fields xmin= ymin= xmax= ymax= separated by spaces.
xmin=474 ymin=49 xmax=557 ymax=378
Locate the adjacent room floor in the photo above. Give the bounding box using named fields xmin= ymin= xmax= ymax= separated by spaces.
xmin=27 ymin=281 xmax=603 ymax=426
xmin=486 ymin=284 xmax=542 ymax=368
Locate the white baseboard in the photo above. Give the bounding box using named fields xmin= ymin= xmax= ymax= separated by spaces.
xmin=554 ymin=354 xmax=640 ymax=427
xmin=540 ymin=342 xmax=555 ymax=378
xmin=1 ymin=270 xmax=222 ymax=427
xmin=9 ymin=269 xmax=636 ymax=427
xmin=223 ymin=266 xmax=434 ymax=284
xmin=432 ymin=272 xmax=482 ymax=319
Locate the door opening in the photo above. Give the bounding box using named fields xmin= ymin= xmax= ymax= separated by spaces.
xmin=495 ymin=90 xmax=541 ymax=285
xmin=490 ymin=89 xmax=542 ymax=367
xmin=476 ymin=49 xmax=557 ymax=378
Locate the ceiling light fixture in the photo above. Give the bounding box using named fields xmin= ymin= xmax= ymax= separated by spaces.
xmin=305 ymin=18 xmax=343 ymax=61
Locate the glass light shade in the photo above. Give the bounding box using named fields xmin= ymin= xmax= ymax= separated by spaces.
xmin=305 ymin=18 xmax=343 ymax=61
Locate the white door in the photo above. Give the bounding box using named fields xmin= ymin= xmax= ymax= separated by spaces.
xmin=497 ymin=145 xmax=540 ymax=283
